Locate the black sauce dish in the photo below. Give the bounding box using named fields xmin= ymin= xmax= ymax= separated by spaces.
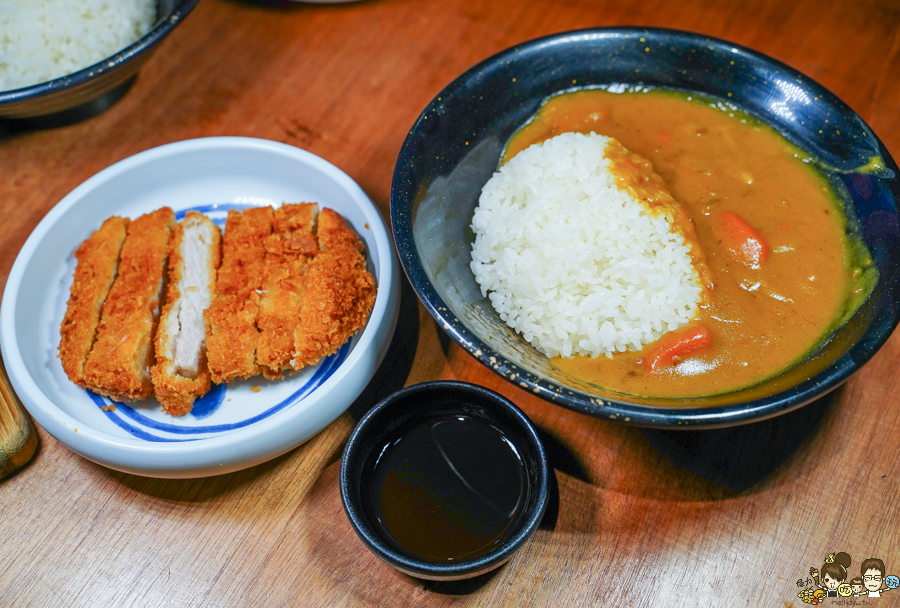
xmin=339 ymin=381 xmax=550 ymax=581
xmin=390 ymin=27 xmax=900 ymax=429
xmin=0 ymin=0 xmax=199 ymax=126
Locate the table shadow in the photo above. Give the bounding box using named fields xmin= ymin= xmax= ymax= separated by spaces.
xmin=345 ymin=275 xmax=419 ymax=421
xmin=639 ymin=386 xmax=839 ymax=494
xmin=416 ymin=567 xmax=505 ymax=595
xmin=0 ymin=76 xmax=136 ymax=136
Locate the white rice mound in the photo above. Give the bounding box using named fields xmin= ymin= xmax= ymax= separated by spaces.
xmin=470 ymin=131 xmax=703 ymax=359
xmin=0 ymin=0 xmax=156 ymax=91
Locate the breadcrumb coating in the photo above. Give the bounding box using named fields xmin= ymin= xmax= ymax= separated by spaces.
xmin=257 ymin=203 xmax=319 ymax=379
xmin=206 ymin=206 xmax=273 ymax=383
xmin=59 ymin=216 xmax=130 ymax=388
xmin=82 ymin=208 xmax=174 ymax=402
xmin=293 ymin=208 xmax=376 ymax=370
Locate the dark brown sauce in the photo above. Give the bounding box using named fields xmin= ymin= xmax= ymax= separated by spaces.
xmin=363 ymin=413 xmax=528 ymax=563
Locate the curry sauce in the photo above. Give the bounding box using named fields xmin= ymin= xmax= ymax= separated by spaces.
xmin=504 ymin=88 xmax=875 ymax=398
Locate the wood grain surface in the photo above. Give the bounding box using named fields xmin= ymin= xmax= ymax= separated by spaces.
xmin=0 ymin=349 xmax=38 ymax=479
xmin=1 ymin=0 xmax=899 ymax=606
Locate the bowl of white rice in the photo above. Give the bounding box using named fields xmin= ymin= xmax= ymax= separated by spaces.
xmin=0 ymin=0 xmax=199 ymax=124
xmin=390 ymin=28 xmax=900 ymax=428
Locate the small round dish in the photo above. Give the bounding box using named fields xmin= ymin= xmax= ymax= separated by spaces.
xmin=390 ymin=27 xmax=900 ymax=428
xmin=0 ymin=0 xmax=199 ymax=124
xmin=340 ymin=381 xmax=550 ymax=581
xmin=0 ymin=136 xmax=400 ymax=478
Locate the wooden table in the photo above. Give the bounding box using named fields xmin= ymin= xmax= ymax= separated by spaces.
xmin=1 ymin=0 xmax=898 ymax=605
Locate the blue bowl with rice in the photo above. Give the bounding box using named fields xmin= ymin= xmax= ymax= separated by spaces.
xmin=390 ymin=27 xmax=900 ymax=428
xmin=0 ymin=0 xmax=199 ymax=125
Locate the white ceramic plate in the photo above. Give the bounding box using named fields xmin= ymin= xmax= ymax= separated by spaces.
xmin=0 ymin=137 xmax=400 ymax=478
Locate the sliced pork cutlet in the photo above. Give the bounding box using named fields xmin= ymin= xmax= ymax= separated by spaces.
xmin=59 ymin=216 xmax=130 ymax=388
xmin=151 ymin=212 xmax=222 ymax=416
xmin=257 ymin=203 xmax=320 ymax=379
xmin=293 ymin=208 xmax=376 ymax=370
xmin=206 ymin=206 xmax=274 ymax=383
xmin=82 ymin=208 xmax=175 ymax=402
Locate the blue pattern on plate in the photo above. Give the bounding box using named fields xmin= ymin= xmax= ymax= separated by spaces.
xmin=90 ymin=341 xmax=350 ymax=441
xmin=88 ymin=202 xmax=352 ymax=442
xmin=189 ymin=382 xmax=227 ymax=419
xmin=175 ymin=202 xmax=250 ymax=224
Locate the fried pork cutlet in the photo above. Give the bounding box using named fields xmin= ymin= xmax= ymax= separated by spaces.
xmin=206 ymin=206 xmax=274 ymax=384
xmin=151 ymin=212 xmax=221 ymax=416
xmin=82 ymin=208 xmax=175 ymax=402
xmin=293 ymin=208 xmax=377 ymax=370
xmin=59 ymin=216 xmax=130 ymax=388
xmin=60 ymin=203 xmax=376 ymax=415
xmin=256 ymin=203 xmax=320 ymax=379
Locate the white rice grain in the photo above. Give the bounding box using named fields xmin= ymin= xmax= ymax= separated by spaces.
xmin=470 ymin=132 xmax=703 ymax=359
xmin=0 ymin=0 xmax=156 ymax=91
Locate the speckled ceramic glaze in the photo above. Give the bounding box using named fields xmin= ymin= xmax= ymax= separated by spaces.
xmin=0 ymin=0 xmax=199 ymax=123
xmin=390 ymin=28 xmax=900 ymax=428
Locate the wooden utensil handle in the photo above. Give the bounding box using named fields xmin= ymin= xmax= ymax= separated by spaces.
xmin=0 ymin=353 xmax=38 ymax=479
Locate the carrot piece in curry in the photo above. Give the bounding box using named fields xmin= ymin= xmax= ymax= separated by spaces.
xmin=643 ymin=325 xmax=712 ymax=372
xmin=717 ymin=211 xmax=769 ymax=268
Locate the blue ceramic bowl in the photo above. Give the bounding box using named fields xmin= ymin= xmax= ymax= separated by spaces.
xmin=390 ymin=28 xmax=900 ymax=428
xmin=340 ymin=381 xmax=550 ymax=581
xmin=0 ymin=0 xmax=199 ymax=125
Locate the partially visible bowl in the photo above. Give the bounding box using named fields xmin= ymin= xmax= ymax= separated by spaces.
xmin=0 ymin=0 xmax=199 ymax=125
xmin=390 ymin=27 xmax=900 ymax=428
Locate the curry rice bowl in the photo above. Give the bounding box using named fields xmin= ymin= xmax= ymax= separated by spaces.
xmin=470 ymin=132 xmax=704 ymax=359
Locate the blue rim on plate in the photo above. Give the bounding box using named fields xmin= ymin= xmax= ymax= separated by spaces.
xmin=390 ymin=27 xmax=900 ymax=428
